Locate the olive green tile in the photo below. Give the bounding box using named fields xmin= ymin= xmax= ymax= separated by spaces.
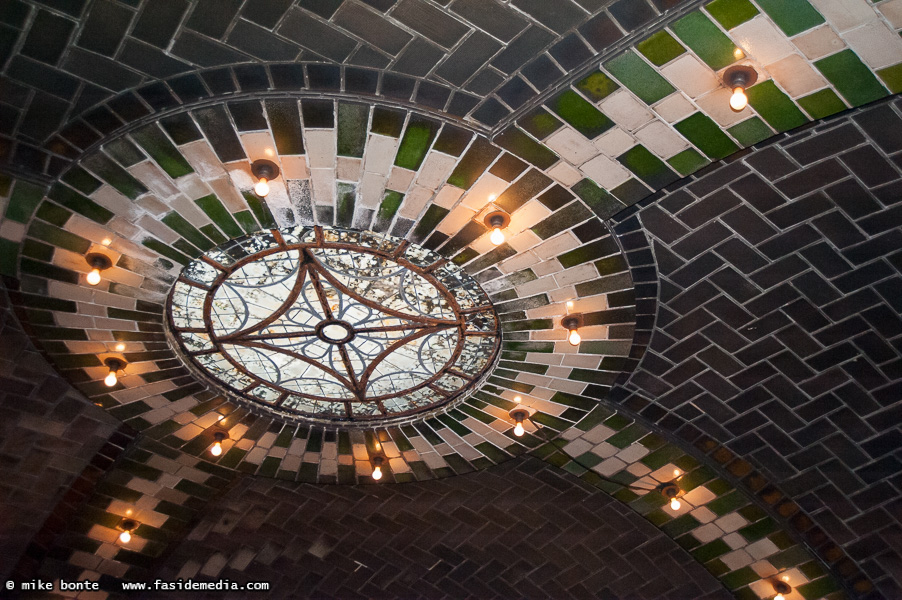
xmin=667 ymin=148 xmax=709 ymax=175
xmin=720 ymin=566 xmax=758 ymax=590
xmin=234 ymin=210 xmax=259 ymax=234
xmin=243 ymin=191 xmax=276 ymax=229
xmin=797 ymin=88 xmax=846 ymax=120
xmin=5 ymin=181 xmax=45 ymax=223
xmin=705 ymin=0 xmax=758 ymax=30
xmin=446 ymin=139 xmax=502 ymax=189
xmin=35 ymin=201 xmax=71 ymax=227
xmin=131 ymin=124 xmax=194 ymax=179
xmin=336 ymin=182 xmax=355 ymax=227
xmin=143 ymin=238 xmax=190 ymax=266
xmin=671 ymin=12 xmax=739 ymax=70
xmin=738 ymin=516 xmax=779 ymax=541
xmin=617 ymin=144 xmax=680 ymax=189
xmin=432 ymin=125 xmax=472 ymax=156
xmin=21 ymin=239 xmax=54 ymax=262
xmin=691 ymin=538 xmax=731 ymax=563
xmin=371 ymin=107 xmax=405 ymax=137
xmin=517 ymin=107 xmax=564 ymax=140
xmin=755 ymin=0 xmax=824 ymax=36
xmin=877 ymin=63 xmax=902 ymax=94
xmin=104 ymin=138 xmax=146 ymax=168
xmin=605 ymin=51 xmax=675 ymax=104
xmin=746 ymin=80 xmax=809 ymax=132
xmin=575 ymin=71 xmax=621 ymax=102
xmin=728 ymin=116 xmax=773 ymax=145
xmin=161 ymin=212 xmax=214 ymax=251
xmin=0 ymin=238 xmax=19 ymax=276
xmin=82 ymin=153 xmax=148 ymax=200
xmin=546 ymin=89 xmax=615 ymax=139
xmin=395 ymin=116 xmax=439 ymax=170
xmin=61 ymin=166 xmax=102 ymax=195
xmin=28 ymin=220 xmax=90 ymax=254
xmin=411 ymin=204 xmax=448 ymax=242
xmin=611 ymin=178 xmax=651 ymax=206
xmin=266 ymin=100 xmax=305 ymax=155
xmin=815 ymin=49 xmax=888 ymax=107
xmin=194 ymin=194 xmax=243 ymax=238
xmin=636 ymin=31 xmax=686 ymax=66
xmin=48 ymin=183 xmax=114 ymax=224
xmin=675 ymin=113 xmax=740 ymax=159
xmin=375 ymin=190 xmax=403 ymax=232
xmin=797 ymin=577 xmax=840 ymax=600
xmin=493 ymin=127 xmax=558 ymax=169
xmin=337 ymin=103 xmax=369 ymax=157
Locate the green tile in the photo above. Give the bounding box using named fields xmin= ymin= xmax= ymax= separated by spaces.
xmin=132 ymin=124 xmax=194 ymax=179
xmin=738 ymin=516 xmax=779 ymax=541
xmin=746 ymin=80 xmax=809 ymax=132
xmin=411 ymin=205 xmax=449 ymax=241
xmin=195 ymin=194 xmax=243 ymax=238
xmin=395 ymin=116 xmax=439 ymax=170
xmin=61 ymin=166 xmax=102 ymax=195
xmin=161 ymin=212 xmax=214 ymax=251
xmin=575 ymin=70 xmax=621 ymax=102
xmin=142 ymin=238 xmax=191 ymax=266
xmin=82 ymin=154 xmax=148 ymax=200
xmin=547 ymin=90 xmax=615 ymax=139
xmin=675 ymin=113 xmax=740 ymax=159
xmin=28 ymin=220 xmax=90 ymax=254
xmin=104 ymin=138 xmax=146 ymax=168
xmin=797 ymin=577 xmax=840 ymax=600
xmin=371 ymin=107 xmax=405 ymax=137
xmin=493 ymin=127 xmax=558 ymax=169
xmin=617 ymin=145 xmax=680 ymax=189
xmin=266 ymin=100 xmax=305 ymax=155
xmin=720 ymin=566 xmax=758 ymax=590
xmin=798 ymin=89 xmax=846 ymax=121
xmin=571 ymin=178 xmax=625 ymax=219
xmin=0 ymin=238 xmax=18 ymax=276
xmin=755 ymin=0 xmax=825 ymax=36
xmin=815 ymin=49 xmax=888 ymax=107
xmin=234 ymin=210 xmax=259 ymax=234
xmin=378 ymin=190 xmax=403 ymax=223
xmin=877 ymin=63 xmax=902 ymax=94
xmin=5 ymin=181 xmax=45 ymax=223
xmin=336 ymin=182 xmax=355 ymax=227
xmin=705 ymin=0 xmax=758 ymax=30
xmin=668 ymin=148 xmax=709 ymax=175
xmin=243 ymin=191 xmax=276 ymax=229
xmin=35 ymin=201 xmax=71 ymax=227
xmin=707 ymin=490 xmax=746 ymax=515
xmin=605 ymin=51 xmax=675 ymax=104
xmin=47 ymin=184 xmax=114 ymax=224
xmin=728 ymin=117 xmax=773 ymax=146
xmin=611 ymin=178 xmax=650 ymax=205
xmin=636 ymin=31 xmax=686 ymax=66
xmin=337 ymin=103 xmax=368 ymax=157
xmin=671 ymin=12 xmax=739 ymax=70
xmin=662 ymin=513 xmax=701 ymax=537
xmin=691 ymin=538 xmax=731 ymax=563
xmin=517 ymin=107 xmax=564 ymax=140
xmin=446 ymin=139 xmax=502 ymax=189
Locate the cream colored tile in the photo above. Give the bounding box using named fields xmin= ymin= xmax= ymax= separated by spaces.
xmin=362 ymin=134 xmax=397 ymax=175
xmin=240 ymin=132 xmax=278 ymax=162
xmin=634 ymin=121 xmax=689 ymax=158
xmin=398 ymin=185 xmax=432 ymax=218
xmin=180 ymin=140 xmax=228 ymax=179
xmin=358 ymin=171 xmax=386 ymax=208
xmin=880 ymin=0 xmax=902 ymax=28
xmin=579 ymin=154 xmax=632 ymax=189
xmin=129 ymin=162 xmax=179 ymax=198
xmin=310 ymin=168 xmax=335 ymax=205
xmin=733 ymin=17 xmax=797 ymax=65
xmin=0 ymin=219 xmax=25 ymax=242
xmin=721 ymin=549 xmax=754 ymax=571
xmin=433 ymin=184 xmax=464 ymax=208
xmin=843 ymin=20 xmax=902 ymax=68
xmin=436 ymin=204 xmax=477 ymax=235
xmin=767 ymin=54 xmax=828 ymax=97
xmin=547 ymin=161 xmax=583 ymax=185
xmin=415 ymin=151 xmax=458 ymax=188
xmin=545 ymin=126 xmax=599 ymax=164
xmin=387 ymin=166 xmax=415 ymax=192
xmin=810 ymin=0 xmax=879 ymax=32
xmin=304 ymin=130 xmax=337 ymax=169
xmin=661 ymin=55 xmax=721 ymax=98
xmin=599 ymin=90 xmax=655 ymax=130
xmin=692 ymin=523 xmax=724 ymax=543
xmin=207 ymin=176 xmax=248 ymax=212
xmin=458 ymin=173 xmax=508 ymax=210
xmin=336 ymin=157 xmax=361 ymax=181
xmin=696 ymin=88 xmax=747 ymax=127
xmin=793 ymin=24 xmax=846 ymax=60
xmin=653 ymin=93 xmax=696 ymax=123
xmin=593 ymin=126 xmax=635 ymax=157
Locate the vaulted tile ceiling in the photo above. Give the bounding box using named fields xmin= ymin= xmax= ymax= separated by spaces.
xmin=0 ymin=0 xmax=900 ymax=599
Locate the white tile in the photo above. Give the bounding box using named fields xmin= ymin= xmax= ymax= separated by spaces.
xmin=579 ymin=154 xmax=631 ymax=189
xmin=810 ymin=0 xmax=879 ymax=32
xmin=634 ymin=121 xmax=689 ymax=158
xmin=458 ymin=173 xmax=508 ymax=210
xmin=653 ymin=93 xmax=696 ymax=123
xmin=615 ymin=443 xmax=649 ymax=463
xmin=336 ymin=157 xmax=361 ymax=181
xmin=358 ymin=171 xmax=385 ymax=209
xmin=599 ymin=90 xmax=655 ymax=130
xmin=593 ymin=127 xmax=635 ymax=156
xmin=721 ymin=549 xmax=754 ymax=571
xmin=545 ymin=126 xmax=599 ymax=164
xmin=695 ymin=88 xmax=747 ymax=127
xmin=239 ymin=132 xmax=278 ymax=163
xmin=279 ymin=155 xmax=309 ymax=180
xmin=793 ymin=24 xmax=846 ymax=60
xmin=880 ymin=0 xmax=902 ymax=28
xmin=582 ymin=424 xmax=615 ymax=443
xmin=593 ymin=456 xmax=627 ymax=476
xmin=547 ymin=161 xmax=583 ymax=185
xmin=564 ymin=438 xmax=593 ymax=457
xmin=304 ymin=130 xmax=337 ymax=169
xmin=746 ymin=538 xmax=780 ymax=560
xmin=386 ymin=166 xmax=415 ymax=192
xmin=733 ymin=17 xmax=797 ymax=65
xmin=723 ymin=532 xmax=748 ymax=549
xmin=767 ymin=54 xmax=828 ymax=97
xmin=682 ymin=485 xmax=716 ymax=506
xmin=310 ymin=168 xmax=335 ymax=205
xmin=714 ymin=512 xmax=748 ymax=533
xmin=433 ymin=184 xmax=464 ymax=208
xmin=692 ymin=523 xmax=723 ymax=543
xmin=661 ymin=55 xmax=721 ymax=98
xmin=362 ymin=134 xmax=397 ymax=176
xmin=843 ymin=20 xmax=902 ymax=68
xmin=416 ymin=151 xmax=458 ymax=188
xmin=591 ymin=441 xmax=618 ymax=458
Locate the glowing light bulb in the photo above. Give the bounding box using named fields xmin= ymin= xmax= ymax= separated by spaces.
xmin=490 ymin=227 xmax=505 ymax=245
xmin=729 ymin=87 xmax=748 ymax=111
xmin=119 ymin=530 xmax=131 ymax=544
xmin=211 ymin=442 xmax=222 ymax=456
xmin=86 ymin=268 xmax=102 ymax=286
xmin=372 ymin=465 xmax=383 ymax=481
xmin=101 ymin=238 xmax=112 ymax=246
xmin=568 ymin=329 xmax=581 ymax=346
xmin=254 ymin=178 xmax=270 ymax=197
xmin=674 ymin=469 xmax=681 ymax=477
xmin=514 ymin=422 xmax=525 ymax=437
xmin=115 ymin=343 xmax=125 ymax=352
xmin=104 ymin=370 xmax=118 ymax=387
xmin=670 ymin=497 xmax=681 ymax=511
xmin=774 ymin=595 xmax=784 ymax=600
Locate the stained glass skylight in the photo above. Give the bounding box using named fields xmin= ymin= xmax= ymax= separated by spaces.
xmin=167 ymin=227 xmax=500 ymax=423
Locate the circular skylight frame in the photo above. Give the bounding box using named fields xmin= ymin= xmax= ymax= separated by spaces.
xmin=166 ymin=226 xmax=501 ymax=424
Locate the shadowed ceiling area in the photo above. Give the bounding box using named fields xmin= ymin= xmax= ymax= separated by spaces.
xmin=1 ymin=0 xmax=901 ymax=599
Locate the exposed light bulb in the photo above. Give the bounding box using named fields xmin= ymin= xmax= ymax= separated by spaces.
xmin=115 ymin=343 xmax=125 ymax=352
xmin=86 ymin=268 xmax=102 ymax=286
xmin=490 ymin=227 xmax=505 ymax=245
xmin=774 ymin=595 xmax=785 ymax=600
xmin=729 ymin=86 xmax=748 ymax=111
xmin=210 ymin=442 xmax=222 ymax=456
xmin=254 ymin=178 xmax=270 ymax=197
xmin=514 ymin=422 xmax=525 ymax=437
xmin=568 ymin=329 xmax=581 ymax=346
xmin=104 ymin=370 xmax=118 ymax=387
xmin=101 ymin=238 xmax=112 ymax=246
xmin=372 ymin=465 xmax=383 ymax=481
xmin=118 ymin=530 xmax=131 ymax=544
xmin=670 ymin=497 xmax=681 ymax=511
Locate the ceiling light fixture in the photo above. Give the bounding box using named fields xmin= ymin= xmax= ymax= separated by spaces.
xmin=84 ymin=252 xmax=113 ymax=286
xmin=509 ymin=407 xmax=529 ymax=437
xmin=562 ymin=314 xmax=583 ymax=346
xmin=210 ymin=432 xmax=226 ymax=457
xmin=251 ymin=159 xmax=280 ymax=197
xmin=772 ymin=580 xmax=791 ymax=600
xmin=117 ymin=518 xmax=138 ymax=544
xmin=483 ymin=210 xmax=511 ymax=246
xmin=371 ymin=456 xmax=384 ymax=481
xmin=661 ymin=482 xmax=682 ymax=511
xmin=723 ymin=65 xmax=757 ymax=112
xmin=103 ymin=357 xmax=127 ymax=387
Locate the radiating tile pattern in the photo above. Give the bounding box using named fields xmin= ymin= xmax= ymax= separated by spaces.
xmin=150 ymin=457 xmax=733 ymax=600
xmin=608 ymin=98 xmax=902 ymax=599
